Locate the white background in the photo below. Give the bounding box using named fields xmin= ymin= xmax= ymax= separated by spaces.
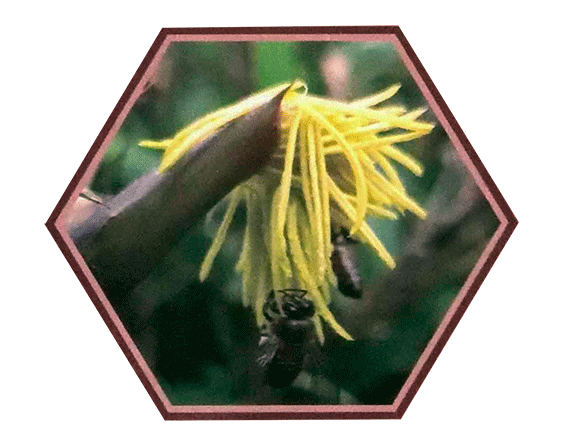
xmin=3 ymin=1 xmax=568 ymax=438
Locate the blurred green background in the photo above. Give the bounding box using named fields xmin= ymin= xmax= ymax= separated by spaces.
xmin=85 ymin=41 xmax=499 ymax=405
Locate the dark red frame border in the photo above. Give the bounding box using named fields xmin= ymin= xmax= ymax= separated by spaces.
xmin=45 ymin=26 xmax=518 ymax=420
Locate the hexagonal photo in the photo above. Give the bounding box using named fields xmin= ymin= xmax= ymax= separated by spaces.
xmin=49 ymin=28 xmax=515 ymax=419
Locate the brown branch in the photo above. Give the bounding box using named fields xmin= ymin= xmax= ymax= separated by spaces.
xmin=70 ymin=87 xmax=290 ymax=302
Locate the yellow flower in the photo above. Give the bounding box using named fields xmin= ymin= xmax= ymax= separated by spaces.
xmin=140 ymin=81 xmax=433 ymax=342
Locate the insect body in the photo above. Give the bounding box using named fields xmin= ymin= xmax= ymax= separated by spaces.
xmin=258 ymin=289 xmax=316 ymax=388
xmin=331 ymin=228 xmax=363 ymax=299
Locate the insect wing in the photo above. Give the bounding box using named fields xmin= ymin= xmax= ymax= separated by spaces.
xmin=257 ymin=332 xmax=279 ymax=367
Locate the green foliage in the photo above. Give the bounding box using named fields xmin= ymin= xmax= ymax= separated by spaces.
xmin=255 ymin=42 xmax=303 ymax=89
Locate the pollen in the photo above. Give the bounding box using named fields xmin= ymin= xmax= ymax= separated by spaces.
xmin=140 ymin=81 xmax=434 ymax=342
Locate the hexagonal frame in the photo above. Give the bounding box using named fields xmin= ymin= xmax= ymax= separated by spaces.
xmin=45 ymin=26 xmax=517 ymax=420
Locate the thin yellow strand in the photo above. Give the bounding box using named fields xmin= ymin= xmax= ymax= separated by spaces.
xmin=303 ymin=95 xmax=407 ymax=119
xmin=286 ymin=200 xmax=353 ymax=340
xmin=315 ymin=124 xmax=334 ymax=286
xmin=313 ymin=315 xmax=325 ymax=345
xmin=342 ymin=193 xmax=399 ymax=219
xmin=359 ymin=152 xmax=426 ymax=219
xmin=324 ymin=131 xmax=429 ymax=155
xmin=254 ymin=266 xmax=269 ymax=327
xmin=199 ymin=188 xmax=243 ymax=281
xmin=299 ymin=119 xmax=317 ymax=253
xmin=321 ymin=108 xmax=427 ymax=143
xmin=349 ymin=84 xmax=402 ymax=108
xmin=137 ymin=139 xmax=172 ymax=149
xmin=295 ymin=201 xmax=329 ymax=306
xmin=236 ymin=191 xmax=255 ymax=307
xmin=368 ymin=150 xmax=404 ymax=191
xmin=328 ymin=176 xmax=396 ymax=268
xmin=307 ymin=122 xmax=326 ymax=283
xmin=381 ymin=144 xmax=424 ymax=176
xmin=300 ymin=102 xmax=368 ymax=234
xmin=274 ymin=110 xmax=303 ymax=270
xmin=270 ymin=189 xmax=288 ymax=289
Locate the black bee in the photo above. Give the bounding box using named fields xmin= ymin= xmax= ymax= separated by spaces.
xmin=258 ymin=289 xmax=316 ymax=388
xmin=331 ymin=228 xmax=363 ymax=299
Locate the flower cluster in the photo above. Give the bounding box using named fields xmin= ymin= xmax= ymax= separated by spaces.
xmin=140 ymin=81 xmax=433 ymax=342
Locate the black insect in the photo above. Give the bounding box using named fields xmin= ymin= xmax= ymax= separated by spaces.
xmin=258 ymin=289 xmax=317 ymax=388
xmin=331 ymin=228 xmax=363 ymax=299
